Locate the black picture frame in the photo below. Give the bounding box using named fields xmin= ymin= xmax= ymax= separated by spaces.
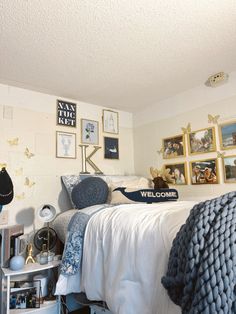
xmin=104 ymin=137 xmax=119 ymax=159
xmin=57 ymin=100 xmax=77 ymax=127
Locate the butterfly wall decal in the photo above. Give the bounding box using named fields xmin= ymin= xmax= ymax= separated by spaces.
xmin=0 ymin=163 xmax=7 ymax=169
xmin=181 ymin=123 xmax=191 ymax=134
xmin=24 ymin=147 xmax=35 ymax=159
xmin=24 ymin=177 xmax=35 ymax=188
xmin=208 ymin=114 xmax=220 ymax=124
xmin=7 ymin=137 xmax=19 ymax=146
xmin=15 ymin=193 xmax=25 ymax=200
xmin=15 ymin=168 xmax=23 ymax=176
xmin=157 ymin=147 xmax=164 ymax=155
xmin=217 ymin=151 xmax=226 ymax=158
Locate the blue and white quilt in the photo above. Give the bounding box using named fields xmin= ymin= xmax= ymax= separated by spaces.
xmin=60 ymin=204 xmax=111 ymax=275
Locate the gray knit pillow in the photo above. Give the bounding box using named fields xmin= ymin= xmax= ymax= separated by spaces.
xmin=71 ymin=177 xmax=109 ymax=209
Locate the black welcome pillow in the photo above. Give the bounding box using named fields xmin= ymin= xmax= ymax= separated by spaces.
xmin=111 ymin=188 xmax=179 ymax=204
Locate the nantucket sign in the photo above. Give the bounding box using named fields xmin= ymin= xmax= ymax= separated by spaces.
xmin=57 ymin=100 xmax=77 ymax=127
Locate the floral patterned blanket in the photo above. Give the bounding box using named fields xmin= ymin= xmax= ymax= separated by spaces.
xmin=60 ymin=204 xmax=111 ymax=275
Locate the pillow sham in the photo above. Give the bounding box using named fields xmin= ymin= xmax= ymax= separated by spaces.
xmin=61 ymin=175 xmax=80 ymax=207
xmin=110 ymin=187 xmax=179 ymax=204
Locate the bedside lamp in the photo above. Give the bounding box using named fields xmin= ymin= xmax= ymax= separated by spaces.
xmin=34 ymin=205 xmax=57 ymax=264
xmin=36 ymin=204 xmax=56 ymax=252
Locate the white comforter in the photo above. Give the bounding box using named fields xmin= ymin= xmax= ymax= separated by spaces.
xmin=56 ymin=201 xmax=197 ymax=314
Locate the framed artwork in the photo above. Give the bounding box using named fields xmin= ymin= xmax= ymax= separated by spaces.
xmin=57 ymin=100 xmax=77 ymax=127
xmin=188 ymin=127 xmax=216 ymax=155
xmin=103 ymin=109 xmax=119 ymax=134
xmin=81 ymin=119 xmax=99 ymax=145
xmin=190 ymin=158 xmax=218 ymax=185
xmin=104 ymin=137 xmax=119 ymax=159
xmin=10 ymin=280 xmax=40 ymax=309
xmin=164 ymin=162 xmax=188 ymax=185
xmin=162 ymin=134 xmax=185 ymax=159
xmin=56 ymin=131 xmax=76 ymax=159
xmin=222 ymin=155 xmax=236 ymax=183
xmin=219 ymin=120 xmax=236 ymax=150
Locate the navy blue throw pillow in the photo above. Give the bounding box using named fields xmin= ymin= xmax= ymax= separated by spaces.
xmin=71 ymin=177 xmax=109 ymax=209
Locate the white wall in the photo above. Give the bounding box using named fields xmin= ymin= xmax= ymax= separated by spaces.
xmin=133 ymin=73 xmax=236 ymax=201
xmin=0 ymin=84 xmax=134 ymax=232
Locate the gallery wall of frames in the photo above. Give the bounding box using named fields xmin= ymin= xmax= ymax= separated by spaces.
xmin=161 ymin=115 xmax=236 ymax=185
xmin=56 ymin=100 xmax=120 ymax=161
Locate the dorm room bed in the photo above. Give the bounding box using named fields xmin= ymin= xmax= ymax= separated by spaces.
xmin=53 ymin=175 xmax=236 ymax=313
xmin=54 ymin=201 xmax=196 ymax=314
xmin=52 ymin=175 xmax=196 ymax=314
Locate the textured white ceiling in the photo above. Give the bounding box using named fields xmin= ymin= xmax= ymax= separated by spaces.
xmin=0 ymin=1 xmax=236 ymax=112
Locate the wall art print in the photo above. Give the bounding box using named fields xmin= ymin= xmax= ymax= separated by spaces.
xmin=104 ymin=137 xmax=119 ymax=159
xmin=57 ymin=100 xmax=77 ymax=127
xmin=164 ymin=162 xmax=188 ymax=185
xmin=81 ymin=119 xmax=99 ymax=145
xmin=219 ymin=120 xmax=236 ymax=150
xmin=190 ymin=158 xmax=218 ymax=185
xmin=188 ymin=127 xmax=216 ymax=155
xmin=56 ymin=131 xmax=76 ymax=159
xmin=103 ymin=109 xmax=119 ymax=134
xmin=162 ymin=134 xmax=185 ymax=159
xmin=222 ymin=155 xmax=236 ymax=183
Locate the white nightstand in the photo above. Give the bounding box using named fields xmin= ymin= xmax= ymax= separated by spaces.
xmin=1 ymin=260 xmax=61 ymax=314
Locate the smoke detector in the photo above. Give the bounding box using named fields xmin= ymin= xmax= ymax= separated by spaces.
xmin=205 ymin=72 xmax=229 ymax=87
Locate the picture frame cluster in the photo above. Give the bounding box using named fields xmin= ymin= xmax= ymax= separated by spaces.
xmin=56 ymin=101 xmax=119 ymax=160
xmin=162 ymin=119 xmax=236 ymax=185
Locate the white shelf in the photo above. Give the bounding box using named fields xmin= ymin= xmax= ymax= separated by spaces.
xmin=2 ymin=261 xmax=61 ymax=277
xmin=10 ymin=300 xmax=58 ymax=313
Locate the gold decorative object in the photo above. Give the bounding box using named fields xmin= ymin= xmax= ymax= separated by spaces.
xmin=25 ymin=243 xmax=36 ymax=264
xmin=208 ymin=114 xmax=220 ymax=124
xmin=24 ymin=147 xmax=35 ymax=159
xmin=7 ymin=137 xmax=19 ymax=146
xmin=24 ymin=177 xmax=35 ymax=188
xmin=217 ymin=151 xmax=226 ymax=158
xmin=79 ymin=145 xmax=103 ymax=174
xmin=181 ymin=123 xmax=191 ymax=134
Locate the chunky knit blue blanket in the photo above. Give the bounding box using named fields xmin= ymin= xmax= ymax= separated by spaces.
xmin=162 ymin=191 xmax=236 ymax=313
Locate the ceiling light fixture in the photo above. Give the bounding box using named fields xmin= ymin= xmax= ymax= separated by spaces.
xmin=205 ymin=71 xmax=229 ymax=87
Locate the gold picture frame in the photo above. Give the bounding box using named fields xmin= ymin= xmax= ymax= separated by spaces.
xmin=164 ymin=162 xmax=188 ymax=185
xmin=188 ymin=127 xmax=216 ymax=155
xmin=189 ymin=158 xmax=219 ymax=185
xmin=162 ymin=134 xmax=186 ymax=159
xmin=222 ymin=155 xmax=236 ymax=183
xmin=219 ymin=120 xmax=236 ymax=150
xmin=102 ymin=109 xmax=119 ymax=134
xmin=81 ymin=119 xmax=99 ymax=145
xmin=56 ymin=131 xmax=76 ymax=159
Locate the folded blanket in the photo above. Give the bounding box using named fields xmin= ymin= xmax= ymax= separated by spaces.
xmin=60 ymin=204 xmax=111 ymax=275
xmin=162 ymin=191 xmax=236 ymax=313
